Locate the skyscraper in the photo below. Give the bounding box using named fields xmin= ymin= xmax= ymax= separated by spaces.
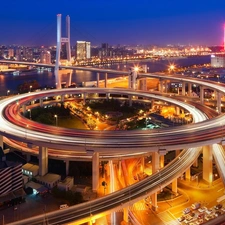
xmin=40 ymin=49 xmax=51 ymax=64
xmin=76 ymin=41 xmax=91 ymax=60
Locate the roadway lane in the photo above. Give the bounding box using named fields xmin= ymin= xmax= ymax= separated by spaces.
xmin=7 ymin=147 xmax=202 ymax=225
xmin=0 ymin=88 xmax=213 ymax=154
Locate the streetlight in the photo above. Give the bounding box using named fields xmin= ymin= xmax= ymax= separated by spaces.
xmin=217 ymin=75 xmax=220 ymax=83
xmin=168 ymin=64 xmax=176 ymax=74
xmin=7 ymin=90 xmax=10 ymax=96
xmin=28 ymin=109 xmax=31 ymax=119
xmin=29 ymin=85 xmax=32 ymax=92
xmin=54 ymin=114 xmax=58 ymax=126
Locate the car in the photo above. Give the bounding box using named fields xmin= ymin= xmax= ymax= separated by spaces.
xmin=192 ymin=202 xmax=201 ymax=210
xmin=215 ymin=211 xmax=222 ymax=217
xmin=205 ymin=214 xmax=214 ymax=221
xmin=198 ymin=213 xmax=204 ymax=219
xmin=196 ymin=219 xmax=204 ymax=224
xmin=198 ymin=206 xmax=207 ymax=213
xmin=215 ymin=204 xmax=222 ymax=210
xmin=59 ymin=204 xmax=69 ymax=209
xmin=183 ymin=207 xmax=191 ymax=214
xmin=178 ymin=215 xmax=185 ymax=222
xmin=205 ymin=208 xmax=213 ymax=215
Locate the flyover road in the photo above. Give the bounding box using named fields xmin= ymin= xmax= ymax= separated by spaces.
xmin=7 ymin=147 xmax=202 ymax=225
xmin=0 ymin=87 xmax=223 ymax=155
xmin=0 ymin=84 xmax=224 ymax=224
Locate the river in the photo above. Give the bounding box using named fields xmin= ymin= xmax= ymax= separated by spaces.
xmin=0 ymin=55 xmax=210 ymax=96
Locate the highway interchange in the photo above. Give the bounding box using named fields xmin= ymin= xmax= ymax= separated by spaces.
xmin=1 ymin=70 xmax=225 ymax=224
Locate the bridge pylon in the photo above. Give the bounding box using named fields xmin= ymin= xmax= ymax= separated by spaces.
xmin=55 ymin=14 xmax=72 ymax=89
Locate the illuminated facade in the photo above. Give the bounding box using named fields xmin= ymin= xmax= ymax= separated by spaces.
xmin=76 ymin=41 xmax=91 ymax=60
xmin=40 ymin=49 xmax=51 ymax=64
xmin=0 ymin=148 xmax=23 ymax=196
xmin=211 ymin=54 xmax=225 ymax=67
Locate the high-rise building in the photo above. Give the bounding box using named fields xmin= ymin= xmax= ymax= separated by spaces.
xmin=23 ymin=48 xmax=33 ymax=62
xmin=40 ymin=49 xmax=51 ymax=64
xmin=0 ymin=148 xmax=23 ymax=196
xmin=15 ymin=48 xmax=22 ymax=61
xmin=211 ymin=54 xmax=225 ymax=67
xmin=76 ymin=41 xmax=91 ymax=60
xmin=8 ymin=49 xmax=14 ymax=59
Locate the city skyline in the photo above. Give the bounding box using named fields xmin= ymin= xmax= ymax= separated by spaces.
xmin=1 ymin=0 xmax=225 ymax=46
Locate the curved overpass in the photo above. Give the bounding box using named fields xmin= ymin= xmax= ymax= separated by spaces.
xmin=0 ymin=87 xmax=215 ymax=155
xmin=8 ymin=147 xmax=202 ymax=225
xmin=1 ymin=72 xmax=225 ymax=224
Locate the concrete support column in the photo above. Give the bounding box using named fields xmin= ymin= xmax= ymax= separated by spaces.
xmin=128 ymin=71 xmax=132 ymax=89
xmin=129 ymin=95 xmax=132 ymax=107
xmin=152 ymin=152 xmax=160 ymax=173
xmin=83 ymin=93 xmax=87 ymax=105
xmin=151 ymin=100 xmax=155 ymax=110
xmin=159 ymin=79 xmax=163 ymax=93
xmin=160 ymin=155 xmax=164 ymax=168
xmin=185 ymin=168 xmax=191 ymax=181
xmin=96 ymin=72 xmax=100 ymax=87
xmin=0 ymin=135 xmax=3 ymax=150
xmin=176 ymin=106 xmax=180 ymax=116
xmin=106 ymin=93 xmax=110 ymax=100
xmin=217 ymin=91 xmax=222 ymax=114
xmin=164 ymin=80 xmax=167 ymax=93
xmin=65 ymin=160 xmax=69 ymax=176
xmin=26 ymin=154 xmax=31 ymax=162
xmin=188 ymin=83 xmax=192 ymax=96
xmin=214 ymin=90 xmax=217 ymax=99
xmin=172 ymin=179 xmax=178 ymax=195
xmin=182 ymin=81 xmax=186 ymax=96
xmin=104 ymin=73 xmax=108 ymax=88
xmin=151 ymin=192 xmax=158 ymax=211
xmin=141 ymin=157 xmax=145 ymax=172
xmin=123 ymin=207 xmax=129 ymax=224
xmin=200 ymin=86 xmax=204 ymax=105
xmin=61 ymin=94 xmax=64 ymax=102
xmin=66 ymin=70 xmax=72 ymax=87
xmin=40 ymin=98 xmax=43 ymax=107
xmin=118 ymin=160 xmax=122 ymax=177
xmin=22 ymin=105 xmax=26 ymax=114
xmin=193 ymin=158 xmax=199 ymax=168
xmin=140 ymin=78 xmax=147 ymax=91
xmin=39 ymin=146 xmax=48 ymax=176
xmin=151 ymin=152 xmax=159 ymax=211
xmin=203 ymin=145 xmax=213 ymax=184
xmin=92 ymin=152 xmax=100 ymax=192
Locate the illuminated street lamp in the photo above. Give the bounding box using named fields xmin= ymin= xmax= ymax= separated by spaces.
xmin=54 ymin=114 xmax=58 ymax=126
xmin=28 ymin=109 xmax=32 ymax=119
xmin=217 ymin=75 xmax=220 ymax=83
xmin=29 ymin=85 xmax=32 ymax=92
xmin=134 ymin=66 xmax=139 ymax=72
xmin=7 ymin=90 xmax=10 ymax=96
xmin=168 ymin=64 xmax=176 ymax=74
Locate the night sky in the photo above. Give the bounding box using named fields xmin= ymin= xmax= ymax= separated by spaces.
xmin=1 ymin=0 xmax=225 ymax=46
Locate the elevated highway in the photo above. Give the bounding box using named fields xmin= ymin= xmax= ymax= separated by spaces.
xmin=0 ymin=88 xmax=216 ymax=154
xmin=8 ymin=147 xmax=202 ymax=225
